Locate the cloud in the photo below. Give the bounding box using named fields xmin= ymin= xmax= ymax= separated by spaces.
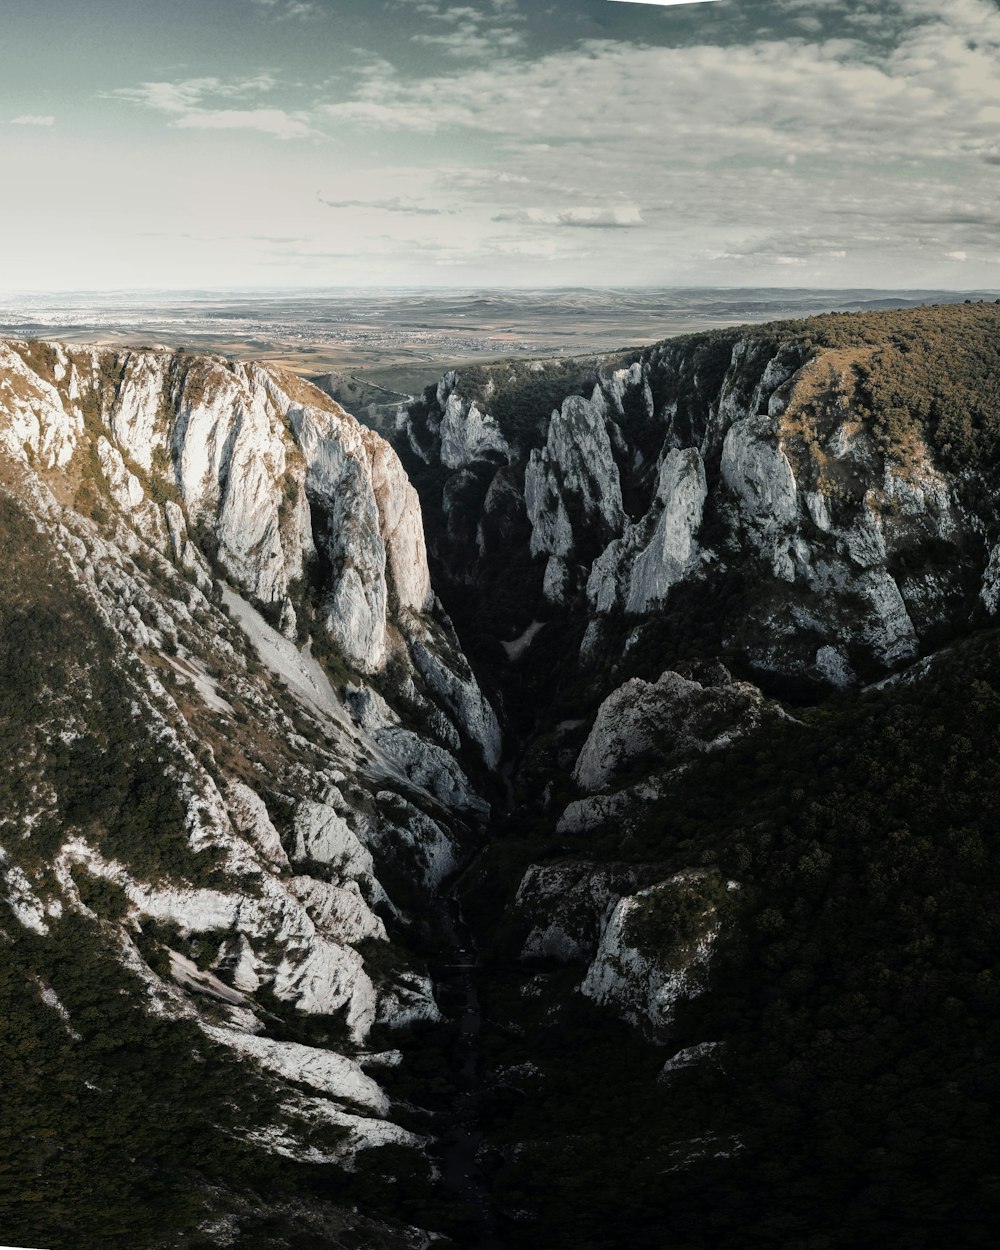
xmin=173 ymin=109 xmax=316 ymax=139
xmin=412 ymin=25 xmax=525 ymax=57
xmin=606 ymin=1 xmax=723 ymax=6
xmin=107 ymin=75 xmax=319 ymax=140
xmin=319 ymin=195 xmax=453 ymax=215
xmin=10 ymin=115 xmax=55 ymax=126
xmin=316 ymin=0 xmax=1000 ymax=277
xmin=250 ymin=0 xmax=321 ymax=18
xmin=492 ymin=206 xmax=645 ymax=228
xmin=399 ymin=0 xmax=524 ymax=58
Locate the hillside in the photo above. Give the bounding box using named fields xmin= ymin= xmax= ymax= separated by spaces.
xmin=391 ymin=300 xmax=1000 ymax=1248
xmin=0 ymin=341 xmax=498 ymax=1248
xmin=2 ymin=304 xmax=1000 ymax=1248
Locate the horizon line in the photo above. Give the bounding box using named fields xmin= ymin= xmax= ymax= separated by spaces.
xmin=2 ymin=284 xmax=999 ymax=298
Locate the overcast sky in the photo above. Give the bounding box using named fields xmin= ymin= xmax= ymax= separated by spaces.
xmin=0 ymin=0 xmax=997 ymax=290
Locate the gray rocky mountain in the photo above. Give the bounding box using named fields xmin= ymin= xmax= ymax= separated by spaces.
xmin=0 ymin=340 xmax=502 ymax=1246
xmin=4 ymin=304 xmax=1000 ymax=1249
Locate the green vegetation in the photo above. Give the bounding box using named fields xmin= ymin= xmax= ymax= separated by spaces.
xmin=0 ymin=485 xmax=436 ymax=1247
xmin=462 ymin=625 xmax=1000 ymax=1250
xmin=387 ymin=301 xmax=1000 ymax=1246
xmin=647 ymin=300 xmax=1000 ymax=470
xmin=622 ymin=872 xmax=726 ymax=961
xmin=0 ymin=909 xmax=377 ymax=1250
xmin=7 ymin=303 xmax=1000 ymax=1248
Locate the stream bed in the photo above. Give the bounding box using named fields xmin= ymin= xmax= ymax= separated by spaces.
xmin=429 ymin=885 xmax=508 ymax=1249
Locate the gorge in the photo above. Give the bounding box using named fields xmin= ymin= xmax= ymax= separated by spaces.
xmin=2 ymin=302 xmax=1000 ymax=1249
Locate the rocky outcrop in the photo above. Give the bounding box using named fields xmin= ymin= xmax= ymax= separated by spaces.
xmin=438 ymin=378 xmax=510 ymax=471
xmin=572 ymin=664 xmax=779 ymax=794
xmin=580 ymin=871 xmax=734 ymax=1035
xmin=587 ymin=447 xmax=708 ymax=615
xmin=524 ymin=387 xmax=624 ymax=604
xmin=0 ymin=342 xmax=464 ymax=686
xmin=513 ymin=861 xmax=672 ymax=962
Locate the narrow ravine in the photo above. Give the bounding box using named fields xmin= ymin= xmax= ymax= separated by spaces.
xmin=430 ymin=872 xmax=507 ymax=1249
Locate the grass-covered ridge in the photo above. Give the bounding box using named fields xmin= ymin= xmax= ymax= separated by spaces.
xmin=649 ymin=299 xmax=1000 ymax=470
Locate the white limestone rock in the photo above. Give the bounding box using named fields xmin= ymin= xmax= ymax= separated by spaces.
xmin=659 ymin=1042 xmax=721 ymax=1081
xmin=587 ymin=448 xmax=707 ymax=615
xmin=815 ymin=644 xmax=855 ymax=689
xmin=721 ymin=415 xmax=799 ymax=535
xmin=556 ymin=778 xmax=664 ymax=836
xmin=375 ymin=971 xmax=442 ymax=1029
xmin=374 ymin=725 xmax=487 ymax=814
xmin=164 ymin=500 xmax=213 ymax=590
xmin=368 ymin=793 xmax=458 ymax=890
xmin=202 ymin=1026 xmax=390 ymax=1113
xmin=0 ymin=341 xmax=81 ymax=470
xmin=226 ymin=782 xmax=290 ymax=868
xmin=573 ymin=666 xmax=776 ymax=794
xmin=524 ymin=387 xmax=624 ymax=600
xmin=290 ymin=394 xmax=432 ymax=671
xmin=855 ymin=569 xmax=918 ymax=666
xmin=289 ymin=877 xmax=388 ymax=946
xmin=409 ymin=638 xmax=502 ymax=770
xmin=514 ymin=861 xmax=670 ymax=963
xmin=264 ymin=1092 xmax=424 ymax=1162
xmin=292 ymin=800 xmax=374 ymax=879
xmin=981 ymin=542 xmax=1000 ymax=614
xmin=627 ymin=449 xmax=708 ymax=613
xmin=602 ymin=361 xmax=647 ymax=416
xmin=580 ymin=872 xmax=727 ymax=1034
xmin=66 ymin=844 xmax=382 ymax=1043
xmin=2 ymin=861 xmax=49 ymax=934
xmin=97 ymin=436 xmax=146 ymax=512
xmin=439 ymin=392 xmax=510 ymax=470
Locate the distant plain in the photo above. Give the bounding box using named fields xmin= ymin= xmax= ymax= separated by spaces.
xmin=1 ymin=287 xmax=996 ymax=411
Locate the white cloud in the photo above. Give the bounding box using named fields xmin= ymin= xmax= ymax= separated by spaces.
xmin=10 ymin=114 xmax=55 ymax=126
xmin=12 ymin=0 xmax=1000 ymax=288
xmin=107 ymin=75 xmax=319 ymax=140
xmin=250 ymin=0 xmax=321 ymax=18
xmin=316 ymin=0 xmax=1000 ymax=279
xmin=492 ymin=205 xmax=645 ymax=228
xmin=412 ymin=25 xmax=524 ymax=57
xmin=173 ymin=109 xmax=316 ymax=139
xmin=398 ymin=0 xmax=524 ymax=58
xmin=319 ymin=194 xmax=454 ymax=215
xmin=606 ymin=1 xmax=723 ymax=6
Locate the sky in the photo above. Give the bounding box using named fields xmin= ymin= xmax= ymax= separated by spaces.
xmin=0 ymin=0 xmax=998 ymax=290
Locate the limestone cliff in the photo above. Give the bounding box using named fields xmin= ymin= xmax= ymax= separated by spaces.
xmin=0 ymin=338 xmax=501 ymax=1243
xmin=397 ymin=326 xmax=994 ymax=692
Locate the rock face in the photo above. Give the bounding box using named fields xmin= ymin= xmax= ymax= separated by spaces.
xmin=572 ymin=664 xmax=780 ymax=794
xmin=580 ymin=871 xmax=733 ymax=1036
xmin=512 ymin=861 xmax=673 ymax=962
xmin=524 ymin=387 xmax=624 ymax=603
xmin=0 ymin=342 xmax=469 ymax=684
xmin=438 ymin=372 xmax=511 ymax=470
xmin=0 ymin=337 xmax=500 ymax=1218
xmin=588 ymin=447 xmax=707 ymax=615
xmin=6 ymin=309 xmax=1000 ymax=1245
xmin=396 ymin=335 xmax=989 ymax=690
